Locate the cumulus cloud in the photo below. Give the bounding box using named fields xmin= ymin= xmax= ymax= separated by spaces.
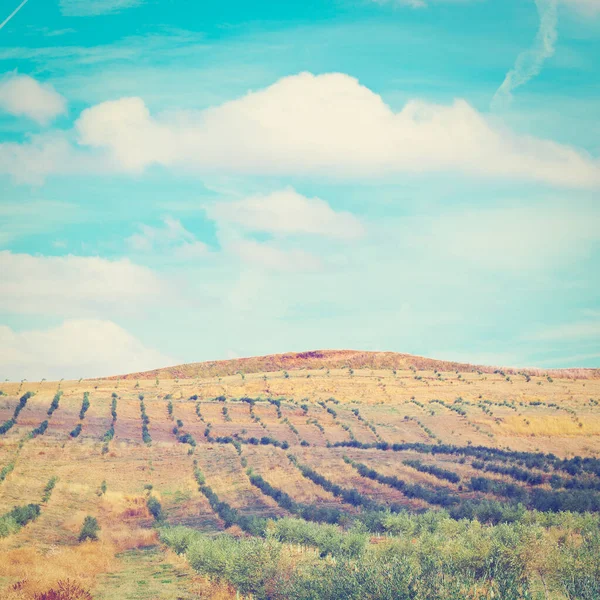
xmin=206 ymin=188 xmax=364 ymax=240
xmin=0 ymin=131 xmax=112 ymax=185
xmin=225 ymin=236 xmax=322 ymax=272
xmin=0 ymin=251 xmax=162 ymax=316
xmin=0 ymin=319 xmax=175 ymax=381
xmin=75 ymin=72 xmax=600 ymax=188
xmin=0 ymin=73 xmax=66 ymax=124
xmin=59 ymin=0 xmax=143 ymax=17
xmin=127 ymin=216 xmax=208 ymax=259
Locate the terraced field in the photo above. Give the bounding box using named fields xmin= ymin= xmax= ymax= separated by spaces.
xmin=1 ymin=355 xmax=599 ymax=599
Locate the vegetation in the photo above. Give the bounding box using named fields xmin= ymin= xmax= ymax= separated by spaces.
xmin=69 ymin=423 xmax=82 ymax=438
xmin=140 ymin=397 xmax=151 ymax=444
xmin=42 ymin=476 xmax=58 ymax=503
xmin=1 ymin=356 xmax=599 ymax=598
xmin=78 ymin=392 xmax=90 ymax=420
xmin=161 ymin=508 xmax=600 ymax=600
xmin=146 ymin=496 xmax=163 ymax=521
xmin=403 ymin=458 xmax=461 ymax=484
xmin=78 ymin=516 xmax=100 ymax=542
xmin=0 ymin=504 xmax=41 ymax=538
xmin=47 ymin=390 xmax=62 ymax=416
xmin=0 ymin=391 xmax=33 ymax=434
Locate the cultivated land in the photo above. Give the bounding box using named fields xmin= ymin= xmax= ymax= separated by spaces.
xmin=1 ymin=350 xmax=599 ymax=599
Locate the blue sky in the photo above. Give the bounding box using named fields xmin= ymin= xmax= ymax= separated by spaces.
xmin=0 ymin=0 xmax=598 ymax=379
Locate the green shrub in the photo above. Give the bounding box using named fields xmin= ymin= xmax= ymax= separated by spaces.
xmin=70 ymin=424 xmax=82 ymax=438
xmin=47 ymin=391 xmax=62 ymax=416
xmin=79 ymin=392 xmax=90 ymax=420
xmin=78 ymin=516 xmax=100 ymax=542
xmin=42 ymin=477 xmax=58 ymax=503
xmin=147 ymin=496 xmax=163 ymax=521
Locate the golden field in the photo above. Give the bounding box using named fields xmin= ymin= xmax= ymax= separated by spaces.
xmin=0 ymin=351 xmax=599 ymax=599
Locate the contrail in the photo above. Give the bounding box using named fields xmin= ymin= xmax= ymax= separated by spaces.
xmin=0 ymin=0 xmax=31 ymax=31
xmin=491 ymin=0 xmax=558 ymax=110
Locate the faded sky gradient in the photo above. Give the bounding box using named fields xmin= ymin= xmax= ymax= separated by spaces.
xmin=0 ymin=0 xmax=599 ymax=379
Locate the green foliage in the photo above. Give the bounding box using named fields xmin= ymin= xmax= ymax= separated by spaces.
xmin=291 ymin=455 xmax=376 ymax=509
xmin=248 ymin=470 xmax=342 ymax=525
xmin=271 ymin=518 xmax=367 ymax=558
xmin=69 ymin=424 xmax=82 ymax=438
xmin=161 ymin=510 xmax=600 ymax=600
xmin=403 ymin=458 xmax=461 ymax=484
xmin=196 ymin=481 xmax=268 ymax=536
xmin=78 ymin=516 xmax=100 ymax=542
xmin=79 ymin=392 xmax=90 ymax=420
xmin=177 ymin=432 xmax=196 ymax=447
xmin=1 ymin=391 xmax=34 ymax=434
xmin=42 ymin=476 xmax=58 ymax=503
xmin=0 ymin=460 xmax=15 ymax=483
xmin=30 ymin=419 xmax=49 ymax=438
xmin=0 ymin=503 xmax=41 ymax=538
xmin=111 ymin=397 xmax=117 ymax=420
xmin=102 ymin=425 xmax=115 ymax=443
xmin=147 ymin=496 xmax=163 ymax=521
xmin=47 ymin=390 xmax=63 ymax=416
xmin=140 ymin=399 xmax=151 ymax=444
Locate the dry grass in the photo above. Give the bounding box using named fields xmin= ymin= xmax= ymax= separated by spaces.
xmin=0 ymin=358 xmax=599 ymax=598
xmin=500 ymin=415 xmax=600 ymax=436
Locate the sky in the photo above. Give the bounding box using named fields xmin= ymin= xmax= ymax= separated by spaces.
xmin=0 ymin=0 xmax=599 ymax=380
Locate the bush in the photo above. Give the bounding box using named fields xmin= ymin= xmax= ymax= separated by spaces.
xmin=42 ymin=477 xmax=58 ymax=503
xmin=47 ymin=391 xmax=62 ymax=416
xmin=79 ymin=392 xmax=90 ymax=420
xmin=78 ymin=516 xmax=100 ymax=542
xmin=147 ymin=496 xmax=163 ymax=521
xmin=0 ymin=504 xmax=41 ymax=538
xmin=31 ymin=420 xmax=49 ymax=438
xmin=33 ymin=579 xmax=93 ymax=600
xmin=403 ymin=458 xmax=461 ymax=484
xmin=0 ymin=460 xmax=15 ymax=482
xmin=70 ymin=424 xmax=82 ymax=438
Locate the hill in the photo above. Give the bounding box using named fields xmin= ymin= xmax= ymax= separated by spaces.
xmin=1 ymin=354 xmax=600 ymax=599
xmin=105 ymin=348 xmax=599 ymax=381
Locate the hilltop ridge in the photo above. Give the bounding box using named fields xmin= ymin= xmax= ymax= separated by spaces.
xmin=105 ymin=349 xmax=599 ymax=381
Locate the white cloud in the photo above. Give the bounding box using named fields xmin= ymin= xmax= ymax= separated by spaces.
xmin=225 ymin=237 xmax=322 ymax=272
xmin=75 ymin=72 xmax=600 ymax=188
xmin=0 ymin=73 xmax=66 ymax=124
xmin=127 ymin=216 xmax=208 ymax=259
xmin=0 ymin=251 xmax=162 ymax=316
xmin=0 ymin=131 xmax=110 ymax=185
xmin=206 ymin=188 xmax=364 ymax=240
xmin=59 ymin=0 xmax=143 ymax=17
xmin=0 ymin=319 xmax=175 ymax=381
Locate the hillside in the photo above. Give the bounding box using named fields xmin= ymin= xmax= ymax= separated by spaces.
xmin=105 ymin=349 xmax=599 ymax=381
xmin=1 ymin=357 xmax=600 ymax=599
